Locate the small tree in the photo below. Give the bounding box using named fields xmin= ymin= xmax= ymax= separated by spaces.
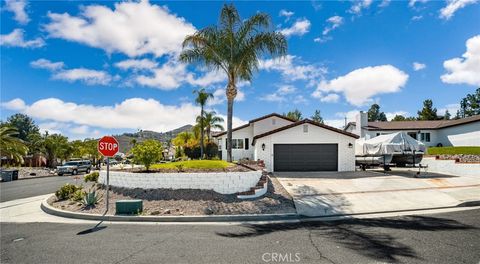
xmin=130 ymin=139 xmax=163 ymax=171
xmin=367 ymin=104 xmax=387 ymax=121
xmin=311 ymin=110 xmax=324 ymax=124
xmin=417 ymin=99 xmax=438 ymax=120
xmin=284 ymin=109 xmax=302 ymax=121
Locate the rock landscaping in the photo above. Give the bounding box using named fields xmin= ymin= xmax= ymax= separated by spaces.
xmin=48 ymin=175 xmax=296 ymax=216
xmin=433 ymin=154 xmax=480 ymax=163
xmin=13 ymin=167 xmax=56 ymax=179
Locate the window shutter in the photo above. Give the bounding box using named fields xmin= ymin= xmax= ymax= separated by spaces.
xmin=225 ymin=138 xmax=228 ymax=149
xmin=245 ymin=138 xmax=249 ymax=150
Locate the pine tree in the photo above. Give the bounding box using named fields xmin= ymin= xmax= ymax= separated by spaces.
xmin=417 ymin=99 xmax=438 ymax=120
xmin=311 ymin=110 xmax=324 ymax=124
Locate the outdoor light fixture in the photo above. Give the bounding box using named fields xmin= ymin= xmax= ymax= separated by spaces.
xmin=348 ymin=143 xmax=353 ymax=148
xmin=262 ymin=143 xmax=266 ymax=151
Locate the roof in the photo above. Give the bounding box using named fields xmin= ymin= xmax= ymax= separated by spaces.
xmin=213 ymin=113 xmax=296 ymax=137
xmin=345 ymin=115 xmax=480 ymax=131
xmin=252 ymin=119 xmax=359 ymax=145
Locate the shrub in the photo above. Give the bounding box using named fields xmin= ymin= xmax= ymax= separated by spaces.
xmin=55 ymin=184 xmax=82 ymax=200
xmin=71 ymin=189 xmax=85 ymax=202
xmin=175 ymin=164 xmax=185 ymax=172
xmin=130 ymin=139 xmax=163 ymax=171
xmin=184 ymin=146 xmax=201 ymax=159
xmin=82 ymin=188 xmax=102 ymax=206
xmin=84 ymin=171 xmax=99 ymax=183
xmin=205 ymin=142 xmax=219 ymax=159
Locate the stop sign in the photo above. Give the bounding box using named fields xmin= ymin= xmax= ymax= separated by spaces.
xmin=98 ymin=136 xmax=119 ymax=157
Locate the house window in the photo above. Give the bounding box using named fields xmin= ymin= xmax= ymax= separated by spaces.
xmin=376 ymin=133 xmax=380 ymax=137
xmin=420 ymin=133 xmax=425 ymax=141
xmin=245 ymin=138 xmax=249 ymax=150
xmin=272 ymin=119 xmax=276 ymax=125
xmin=218 ymin=139 xmax=222 ymax=150
xmin=303 ymin=124 xmax=308 ymax=133
xmin=425 ymin=133 xmax=430 ymax=142
xmin=232 ymin=139 xmax=244 ymax=149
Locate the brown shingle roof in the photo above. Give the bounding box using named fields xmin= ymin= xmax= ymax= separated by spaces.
xmin=252 ymin=119 xmax=359 ymax=145
xmin=353 ymin=115 xmax=480 ymax=131
xmin=212 ymin=113 xmax=296 ymax=137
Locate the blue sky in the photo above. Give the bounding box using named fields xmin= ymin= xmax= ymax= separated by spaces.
xmin=1 ymin=0 xmax=479 ymax=139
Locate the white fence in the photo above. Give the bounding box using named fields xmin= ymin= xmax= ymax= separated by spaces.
xmin=99 ymin=170 xmax=262 ymax=194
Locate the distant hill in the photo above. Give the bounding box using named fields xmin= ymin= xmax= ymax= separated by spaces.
xmin=114 ymin=125 xmax=193 ymax=153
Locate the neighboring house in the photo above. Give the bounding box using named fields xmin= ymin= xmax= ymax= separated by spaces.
xmin=345 ymin=112 xmax=480 ymax=147
xmin=213 ymin=113 xmax=358 ymax=172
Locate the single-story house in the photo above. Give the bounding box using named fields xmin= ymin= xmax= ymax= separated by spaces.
xmin=213 ymin=113 xmax=358 ymax=172
xmin=344 ymin=112 xmax=480 ymax=147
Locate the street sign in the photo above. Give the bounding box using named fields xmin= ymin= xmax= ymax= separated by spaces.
xmin=98 ymin=136 xmax=119 ymax=157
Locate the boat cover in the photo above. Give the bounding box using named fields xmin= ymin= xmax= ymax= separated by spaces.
xmin=355 ymin=132 xmax=426 ymax=156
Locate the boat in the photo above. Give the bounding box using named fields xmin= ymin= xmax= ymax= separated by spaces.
xmin=355 ymin=132 xmax=426 ymax=168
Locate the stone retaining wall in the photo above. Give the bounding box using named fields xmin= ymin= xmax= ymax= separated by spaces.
xmin=421 ymin=157 xmax=480 ymax=177
xmin=99 ymin=170 xmax=262 ymax=194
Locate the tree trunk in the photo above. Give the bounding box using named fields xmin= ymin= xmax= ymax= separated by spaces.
xmin=200 ymin=106 xmax=204 ymax=159
xmin=226 ymin=83 xmax=237 ymax=162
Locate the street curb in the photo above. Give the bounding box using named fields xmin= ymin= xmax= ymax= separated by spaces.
xmin=40 ymin=196 xmax=298 ymax=222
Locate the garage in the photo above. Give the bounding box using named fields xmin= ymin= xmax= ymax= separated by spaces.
xmin=273 ymin=144 xmax=338 ymax=171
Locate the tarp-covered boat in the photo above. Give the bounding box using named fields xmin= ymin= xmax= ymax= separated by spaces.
xmin=356 ymin=132 xmax=426 ymax=167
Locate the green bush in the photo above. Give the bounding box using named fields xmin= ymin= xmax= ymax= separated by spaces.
xmin=130 ymin=139 xmax=163 ymax=171
xmin=205 ymin=142 xmax=219 ymax=159
xmin=427 ymin=146 xmax=480 ymax=155
xmin=55 ymin=184 xmax=82 ymax=200
xmin=82 ymin=188 xmax=102 ymax=206
xmin=71 ymin=189 xmax=85 ymax=202
xmin=84 ymin=171 xmax=99 ymax=183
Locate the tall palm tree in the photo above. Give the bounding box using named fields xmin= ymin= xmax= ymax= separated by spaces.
xmin=180 ymin=4 xmax=287 ymax=162
xmin=0 ymin=126 xmax=28 ymax=164
xmin=193 ymin=88 xmax=213 ymax=159
xmin=201 ymin=111 xmax=224 ymax=142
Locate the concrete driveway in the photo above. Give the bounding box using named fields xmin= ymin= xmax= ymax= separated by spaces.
xmin=275 ymin=169 xmax=480 ymax=217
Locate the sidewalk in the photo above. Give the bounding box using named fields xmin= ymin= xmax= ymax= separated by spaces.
xmin=276 ymin=170 xmax=480 ymax=217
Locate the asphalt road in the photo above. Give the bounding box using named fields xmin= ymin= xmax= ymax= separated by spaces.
xmin=1 ymin=209 xmax=479 ymax=264
xmin=0 ymin=176 xmax=78 ymax=202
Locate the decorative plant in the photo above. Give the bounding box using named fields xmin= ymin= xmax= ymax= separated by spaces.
xmin=175 ymin=164 xmax=185 ymax=172
xmin=84 ymin=171 xmax=99 ymax=183
xmin=55 ymin=184 xmax=82 ymax=200
xmin=71 ymin=189 xmax=85 ymax=202
xmin=82 ymin=188 xmax=103 ymax=206
xmin=130 ymin=139 xmax=163 ymax=171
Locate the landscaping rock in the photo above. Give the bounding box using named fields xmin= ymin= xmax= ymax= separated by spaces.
xmin=204 ymin=207 xmax=214 ymax=215
xmin=163 ymin=209 xmax=171 ymax=214
xmin=151 ymin=210 xmax=160 ymax=215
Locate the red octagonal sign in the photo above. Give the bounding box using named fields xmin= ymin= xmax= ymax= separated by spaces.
xmin=98 ymin=136 xmax=119 ymax=157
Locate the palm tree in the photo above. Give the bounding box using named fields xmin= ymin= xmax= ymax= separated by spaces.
xmin=180 ymin=4 xmax=287 ymax=162
xmin=193 ymin=88 xmax=213 ymax=159
xmin=201 ymin=111 xmax=224 ymax=142
xmin=0 ymin=126 xmax=28 ymax=164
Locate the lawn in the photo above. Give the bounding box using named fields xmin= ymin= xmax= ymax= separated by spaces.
xmin=150 ymin=160 xmax=233 ymax=170
xmin=427 ymin=146 xmax=480 ymax=155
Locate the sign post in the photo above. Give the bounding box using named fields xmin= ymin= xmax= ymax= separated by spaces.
xmin=98 ymin=136 xmax=119 ymax=214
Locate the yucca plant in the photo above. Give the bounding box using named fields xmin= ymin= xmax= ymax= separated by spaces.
xmin=82 ymin=188 xmax=103 ymax=206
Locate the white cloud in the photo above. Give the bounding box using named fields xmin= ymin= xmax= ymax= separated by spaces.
xmin=293 ymin=95 xmax=308 ymax=104
xmin=1 ymin=98 xmax=26 ymax=111
xmin=438 ymin=103 xmax=460 ymax=115
xmin=30 ymin=58 xmax=65 ymax=71
xmin=322 ymin=16 xmax=344 ymax=35
xmin=413 ymin=62 xmax=426 ymax=71
xmin=30 ymin=58 xmax=113 ymax=85
xmin=411 ymin=15 xmax=423 ymax=21
xmin=279 ymin=9 xmax=294 ymax=20
xmin=324 ymin=110 xmax=359 ymax=128
xmin=379 ymin=0 xmax=391 ymax=8
xmin=439 ymin=0 xmax=479 ymax=20
xmin=44 ymin=1 xmax=196 ymax=57
xmin=314 ymin=65 xmax=409 ymax=106
xmin=37 ymin=121 xmax=101 ymax=139
xmin=313 ymin=36 xmax=332 ymax=43
xmin=441 ymin=35 xmax=480 ymax=86
xmin=277 ymin=84 xmax=296 ymax=94
xmin=259 ymin=85 xmax=298 ymax=103
xmin=0 ymin=29 xmax=44 ymax=48
xmin=279 ymin=18 xmax=311 ymax=37
xmin=186 ymin=70 xmax=226 ymax=87
xmin=259 ymin=55 xmax=327 ymax=83
xmin=53 ymin=68 xmax=113 ymax=85
xmin=115 ymin=59 xmax=158 ymax=71
xmin=260 ymin=93 xmax=286 ymax=102
xmin=4 ymin=0 xmax=29 ymax=24
xmin=409 ymin=0 xmax=428 ymax=8
xmin=385 ymin=111 xmax=409 ymax=121
xmin=321 ymin=93 xmax=340 ymax=103
xmin=1 ymin=97 xmax=246 ymax=133
xmin=349 ymin=0 xmax=373 ymax=15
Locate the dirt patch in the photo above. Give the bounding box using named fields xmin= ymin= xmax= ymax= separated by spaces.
xmin=49 ymin=175 xmax=296 ymax=216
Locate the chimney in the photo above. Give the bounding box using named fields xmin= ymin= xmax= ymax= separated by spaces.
xmin=355 ymin=111 xmax=368 ymax=138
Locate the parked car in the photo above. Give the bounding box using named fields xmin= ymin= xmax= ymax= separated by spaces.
xmin=57 ymin=160 xmax=91 ymax=176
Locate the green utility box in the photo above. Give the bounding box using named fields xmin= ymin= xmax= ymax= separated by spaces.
xmin=116 ymin=200 xmax=143 ymax=215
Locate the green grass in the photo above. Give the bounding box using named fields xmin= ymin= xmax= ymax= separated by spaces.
xmin=427 ymin=146 xmax=480 ymax=155
xmin=150 ymin=160 xmax=233 ymax=170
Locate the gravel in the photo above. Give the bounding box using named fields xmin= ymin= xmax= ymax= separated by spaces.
xmin=434 ymin=154 xmax=480 ymax=163
xmin=6 ymin=167 xmax=56 ymax=179
xmin=50 ymin=175 xmax=296 ymax=216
